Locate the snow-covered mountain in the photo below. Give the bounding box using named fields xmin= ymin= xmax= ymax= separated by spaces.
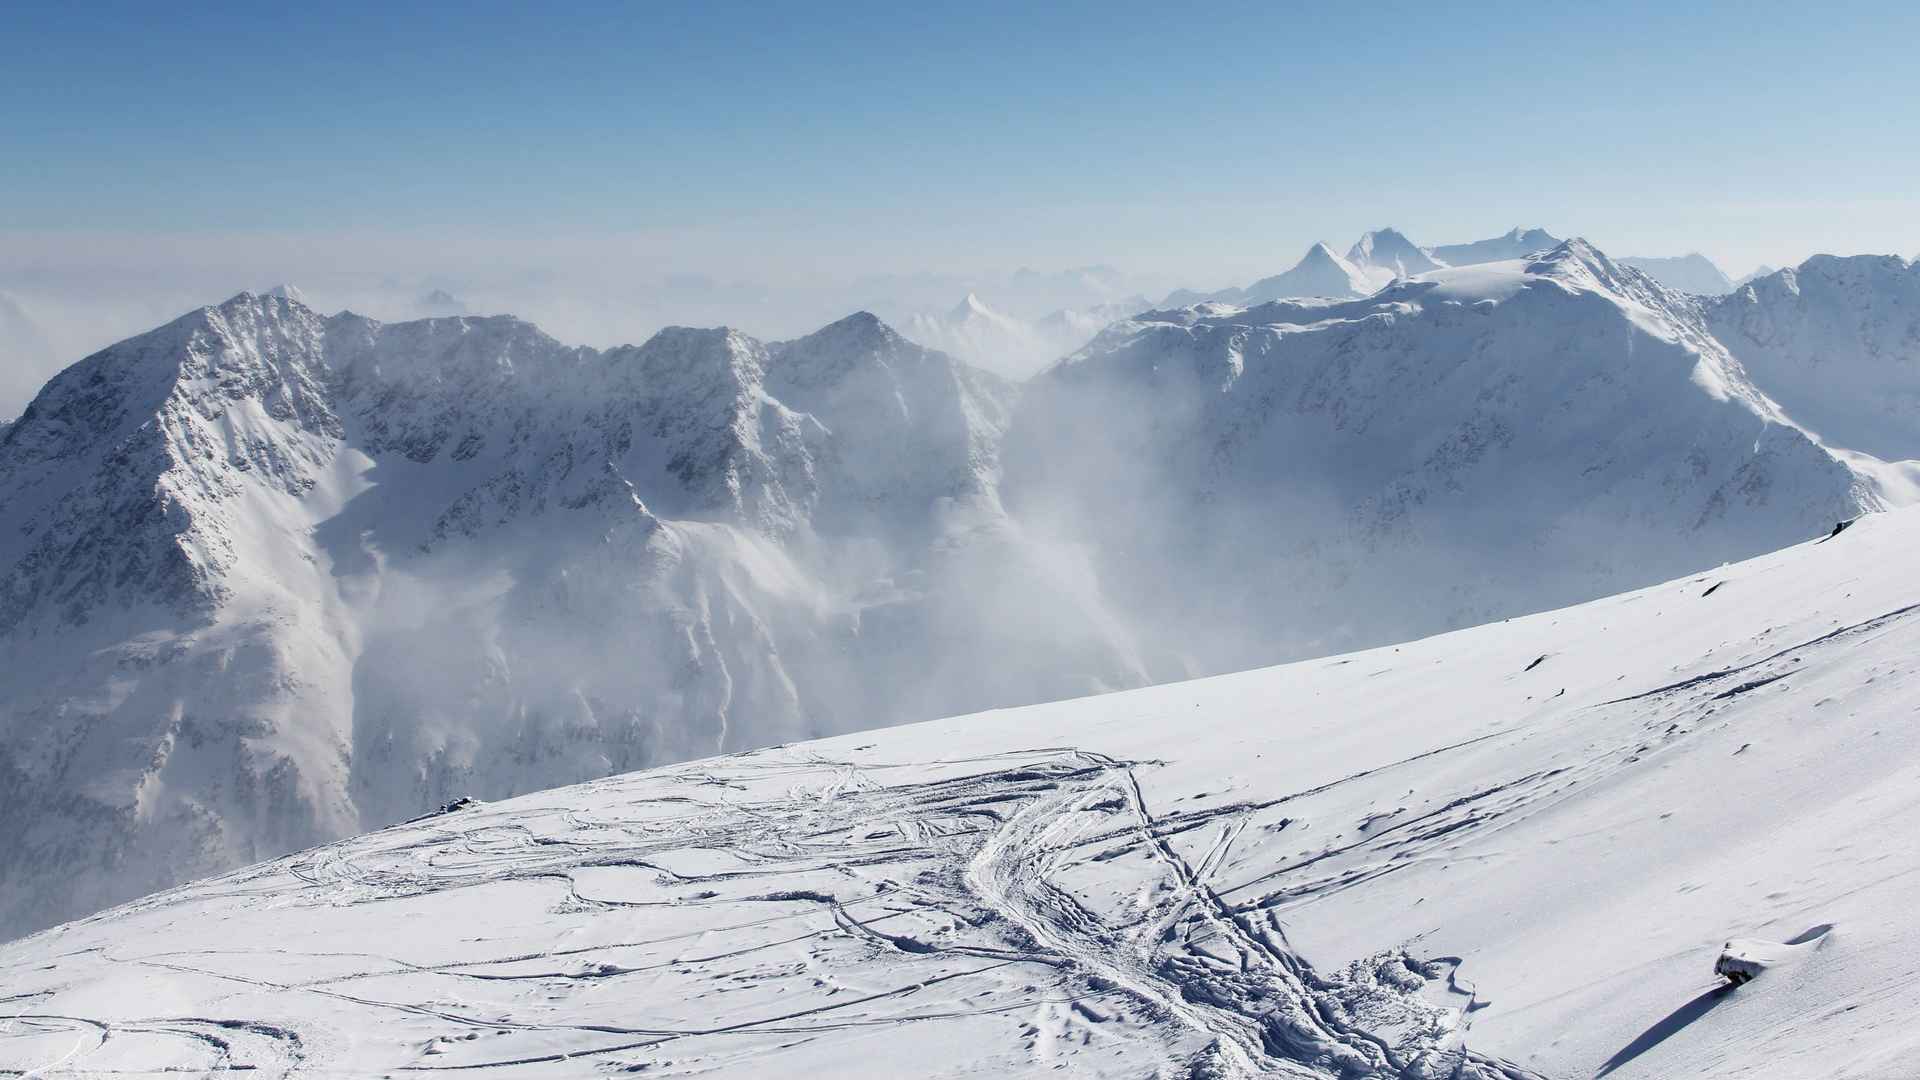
xmin=0 ymin=296 xmax=1144 ymax=938
xmin=1430 ymin=227 xmax=1562 ymax=267
xmin=416 ymin=287 xmax=470 ymax=316
xmin=1161 ymin=229 xmax=1568 ymax=311
xmin=1160 ymin=243 xmax=1375 ymax=308
xmin=1708 ymin=255 xmax=1920 ymax=462
xmin=8 ymin=503 xmax=1920 ymax=1078
xmin=1004 ymin=241 xmax=1882 ymax=675
xmin=1619 ymin=252 xmax=1737 ymax=295
xmin=1734 ymin=264 xmax=1778 ymax=288
xmin=901 ymin=292 xmax=1146 ymax=379
xmin=2 ymin=238 xmax=1914 ymax=941
xmin=1034 ymin=295 xmax=1148 ymax=343
xmin=1235 ymin=242 xmax=1376 ymax=303
xmin=902 ymin=293 xmax=1057 ymax=378
xmin=1346 ymin=227 xmax=1447 ymax=282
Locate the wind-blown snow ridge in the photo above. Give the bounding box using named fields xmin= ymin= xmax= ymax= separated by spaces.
xmin=8 ymin=504 xmax=1920 ymax=1077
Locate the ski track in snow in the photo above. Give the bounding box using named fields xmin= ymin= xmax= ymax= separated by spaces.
xmin=0 ymin=744 xmax=1568 ymax=1076
xmin=0 ymin=732 xmax=1690 ymax=1077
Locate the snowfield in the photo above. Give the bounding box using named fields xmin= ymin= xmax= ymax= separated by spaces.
xmin=4 ymin=505 xmax=1917 ymax=1078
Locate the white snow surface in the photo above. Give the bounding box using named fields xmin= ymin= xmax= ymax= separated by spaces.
xmin=5 ymin=505 xmax=1920 ymax=1078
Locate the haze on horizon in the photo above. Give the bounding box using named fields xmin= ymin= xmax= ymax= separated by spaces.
xmin=4 ymin=0 xmax=1919 ymax=415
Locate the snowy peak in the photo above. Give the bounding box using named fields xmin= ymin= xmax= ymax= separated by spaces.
xmin=1345 ymin=226 xmax=1446 ymax=280
xmin=903 ymin=293 xmax=1055 ymax=379
xmin=1430 ymin=226 xmax=1563 ymax=267
xmin=950 ymin=291 xmax=997 ymax=321
xmin=1239 ymin=241 xmax=1373 ymax=303
xmin=1009 ymin=236 xmax=1869 ymax=669
xmin=416 ymin=287 xmax=469 ymax=316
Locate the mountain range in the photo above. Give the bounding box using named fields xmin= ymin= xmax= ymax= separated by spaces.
xmin=0 ymin=238 xmax=1914 ymax=939
xmin=1167 ymin=227 xmax=1746 ymax=306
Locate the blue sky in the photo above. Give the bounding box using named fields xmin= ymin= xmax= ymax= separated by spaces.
xmin=3 ymin=1 xmax=1917 ymax=292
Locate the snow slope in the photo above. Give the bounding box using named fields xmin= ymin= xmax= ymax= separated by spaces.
xmin=1005 ymin=241 xmax=1882 ymax=674
xmin=1708 ymin=255 xmax=1920 ymax=462
xmin=4 ymin=503 xmax=1917 ymax=1078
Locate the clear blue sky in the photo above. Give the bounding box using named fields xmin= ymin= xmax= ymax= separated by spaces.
xmin=3 ymin=0 xmax=1918 ymax=281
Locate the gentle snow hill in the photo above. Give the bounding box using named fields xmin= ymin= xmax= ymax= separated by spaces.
xmin=6 ymin=505 xmax=1920 ymax=1078
xmin=1004 ymin=240 xmax=1887 ymax=675
xmin=1707 ymin=254 xmax=1920 ymax=463
xmin=1619 ymin=253 xmax=1737 ymax=295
